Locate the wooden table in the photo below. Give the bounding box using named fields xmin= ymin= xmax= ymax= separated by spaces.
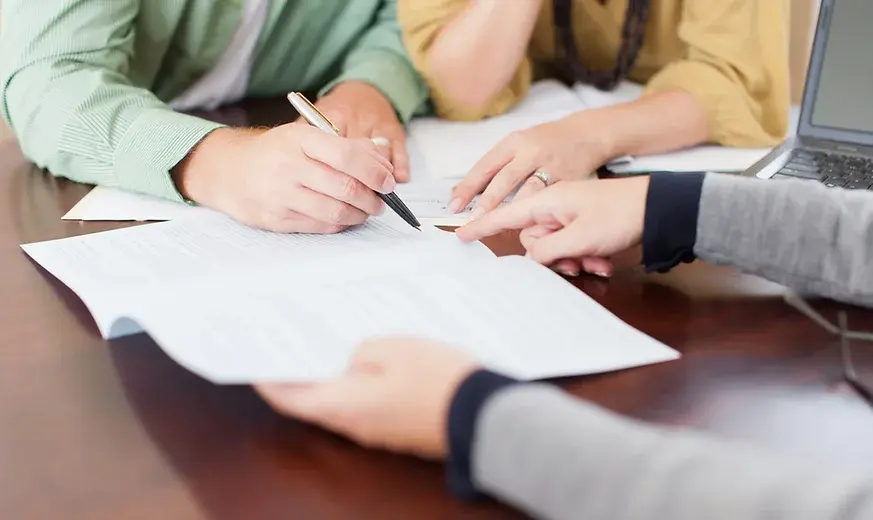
xmin=2 ymin=102 xmax=872 ymax=520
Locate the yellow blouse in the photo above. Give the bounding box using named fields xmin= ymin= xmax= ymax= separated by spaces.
xmin=399 ymin=0 xmax=790 ymax=147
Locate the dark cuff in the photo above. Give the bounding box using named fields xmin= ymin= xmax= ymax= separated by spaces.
xmin=446 ymin=369 xmax=520 ymax=500
xmin=642 ymin=172 xmax=706 ymax=273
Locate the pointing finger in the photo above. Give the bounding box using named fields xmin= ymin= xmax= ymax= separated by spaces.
xmin=448 ymin=139 xmax=515 ymax=213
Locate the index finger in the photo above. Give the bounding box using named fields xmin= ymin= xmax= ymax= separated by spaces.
xmin=301 ymin=133 xmax=396 ymax=194
xmin=455 ymin=193 xmax=545 ymax=242
xmin=449 ymin=139 xmax=514 ymax=213
xmin=515 ymin=175 xmax=546 ymax=201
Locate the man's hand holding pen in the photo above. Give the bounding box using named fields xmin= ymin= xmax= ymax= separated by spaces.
xmin=173 ymin=124 xmax=394 ymax=234
xmin=289 ymin=91 xmax=421 ymax=230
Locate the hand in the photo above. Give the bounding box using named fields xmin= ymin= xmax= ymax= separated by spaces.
xmin=315 ymin=81 xmax=410 ymax=182
xmin=456 ymin=177 xmax=650 ymax=276
xmin=174 ymin=124 xmax=395 ymax=233
xmin=255 ymin=338 xmax=480 ymax=459
xmin=448 ymin=110 xmax=617 ymax=218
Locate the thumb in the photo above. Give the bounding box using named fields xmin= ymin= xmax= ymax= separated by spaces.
xmin=255 ymin=378 xmax=364 ymax=425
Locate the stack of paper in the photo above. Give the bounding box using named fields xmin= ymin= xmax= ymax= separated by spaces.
xmin=22 ymin=214 xmax=679 ymax=383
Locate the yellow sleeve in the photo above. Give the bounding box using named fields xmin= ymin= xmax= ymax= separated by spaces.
xmin=397 ymin=0 xmax=532 ymax=121
xmin=644 ymin=0 xmax=791 ymax=147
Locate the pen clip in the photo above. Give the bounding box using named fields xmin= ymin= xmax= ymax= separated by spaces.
xmin=291 ymin=92 xmax=340 ymax=134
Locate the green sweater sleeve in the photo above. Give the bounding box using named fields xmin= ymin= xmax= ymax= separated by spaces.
xmin=319 ymin=0 xmax=430 ymax=124
xmin=0 ymin=0 xmax=224 ymax=202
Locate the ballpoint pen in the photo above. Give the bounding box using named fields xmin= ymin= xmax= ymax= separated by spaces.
xmin=286 ymin=92 xmax=421 ymax=230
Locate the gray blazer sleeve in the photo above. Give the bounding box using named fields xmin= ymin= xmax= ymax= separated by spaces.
xmin=696 ymin=175 xmax=873 ymax=308
xmin=472 ymin=385 xmax=873 ymax=520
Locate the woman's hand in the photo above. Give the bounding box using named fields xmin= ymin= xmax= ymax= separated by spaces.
xmin=448 ymin=111 xmax=617 ymax=219
xmin=456 ymin=177 xmax=651 ymax=276
xmin=255 ymin=338 xmax=479 ymax=459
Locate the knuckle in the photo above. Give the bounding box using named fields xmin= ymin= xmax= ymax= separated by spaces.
xmin=477 ymin=195 xmax=497 ymax=209
xmin=336 ymin=144 xmax=356 ymax=168
xmin=452 ymin=182 xmax=474 ymax=198
xmin=364 ymin=162 xmax=388 ymax=183
xmin=507 ymin=131 xmax=525 ymax=145
xmin=524 ymin=144 xmax=546 ymax=162
xmin=281 ymin=207 xmax=300 ymax=221
xmin=341 ymin=175 xmax=362 ymax=199
xmin=358 ymin=138 xmax=379 ymax=154
xmin=328 ymin=205 xmax=351 ymax=225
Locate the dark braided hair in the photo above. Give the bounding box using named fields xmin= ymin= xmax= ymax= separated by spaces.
xmin=553 ymin=0 xmax=651 ymax=91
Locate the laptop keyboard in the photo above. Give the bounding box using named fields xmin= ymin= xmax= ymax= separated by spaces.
xmin=774 ymin=150 xmax=873 ymax=190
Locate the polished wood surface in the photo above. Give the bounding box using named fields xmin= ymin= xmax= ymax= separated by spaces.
xmin=2 ymin=100 xmax=872 ymax=520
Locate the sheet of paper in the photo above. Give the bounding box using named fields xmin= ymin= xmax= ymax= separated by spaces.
xmin=608 ymin=146 xmax=773 ymax=174
xmin=572 ymin=80 xmax=645 ymax=109
xmin=395 ymin=175 xmax=515 ymax=227
xmin=408 ymin=80 xmax=586 ymax=179
xmin=62 ymin=187 xmax=215 ymax=221
xmin=22 ymin=213 xmax=491 ymax=336
xmin=22 ymin=212 xmax=677 ymax=383
xmin=63 ymin=184 xmax=477 ymax=227
xmin=117 ymin=255 xmax=679 ymax=383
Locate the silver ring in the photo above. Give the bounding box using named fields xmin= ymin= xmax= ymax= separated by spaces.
xmin=370 ymin=136 xmax=391 ymax=147
xmin=531 ymin=170 xmax=553 ymax=186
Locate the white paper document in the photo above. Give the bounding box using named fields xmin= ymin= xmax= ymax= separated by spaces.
xmin=62 ymin=186 xmax=219 ymax=222
xmin=394 ymin=175 xmax=516 ymax=226
xmin=64 ymin=179 xmax=486 ymax=227
xmin=407 ymin=81 xmax=587 ymax=179
xmin=607 ymin=146 xmax=772 ymax=174
xmin=408 ymin=79 xmax=774 ymax=178
xmin=22 ymin=214 xmax=679 ymax=383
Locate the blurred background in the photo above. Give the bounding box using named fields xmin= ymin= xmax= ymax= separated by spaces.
xmin=0 ymin=0 xmax=822 ymax=144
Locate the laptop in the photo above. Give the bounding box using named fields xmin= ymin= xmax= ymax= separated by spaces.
xmin=745 ymin=0 xmax=873 ymax=190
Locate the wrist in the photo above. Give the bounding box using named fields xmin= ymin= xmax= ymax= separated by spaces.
xmin=446 ymin=369 xmax=520 ymax=499
xmin=564 ymin=109 xmax=624 ymax=165
xmin=325 ymin=80 xmax=380 ymax=99
xmin=172 ymin=127 xmax=261 ymax=206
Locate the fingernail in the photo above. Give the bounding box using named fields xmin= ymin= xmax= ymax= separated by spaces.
xmin=593 ymin=271 xmax=610 ymax=278
xmin=377 ymin=203 xmax=386 ymax=215
xmin=447 ymin=198 xmax=464 ymax=213
xmin=468 ymin=207 xmax=485 ymax=222
xmin=381 ymin=176 xmax=396 ymax=193
xmin=558 ymin=267 xmax=580 ymax=277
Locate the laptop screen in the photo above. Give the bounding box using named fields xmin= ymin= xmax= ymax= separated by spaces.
xmin=809 ymin=0 xmax=873 ymax=135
